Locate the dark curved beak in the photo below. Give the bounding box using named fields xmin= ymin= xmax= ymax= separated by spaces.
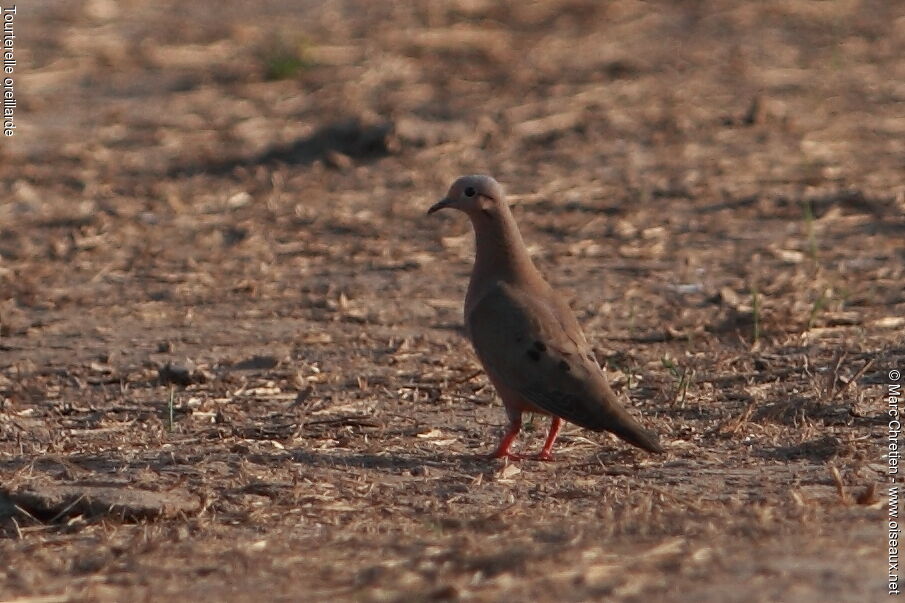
xmin=427 ymin=197 xmax=453 ymax=215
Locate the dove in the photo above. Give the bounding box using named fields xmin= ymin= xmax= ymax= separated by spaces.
xmin=428 ymin=175 xmax=664 ymax=460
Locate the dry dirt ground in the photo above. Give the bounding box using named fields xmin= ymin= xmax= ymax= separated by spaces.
xmin=1 ymin=1 xmax=904 ymax=601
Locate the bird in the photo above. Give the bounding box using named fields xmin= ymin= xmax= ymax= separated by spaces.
xmin=428 ymin=175 xmax=664 ymax=460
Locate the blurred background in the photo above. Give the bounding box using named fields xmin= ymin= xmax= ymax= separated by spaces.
xmin=4 ymin=0 xmax=903 ymax=327
xmin=1 ymin=1 xmax=902 ymax=601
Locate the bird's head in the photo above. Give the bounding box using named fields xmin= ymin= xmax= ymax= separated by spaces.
xmin=428 ymin=175 xmax=504 ymax=219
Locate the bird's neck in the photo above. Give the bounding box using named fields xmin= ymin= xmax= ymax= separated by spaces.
xmin=466 ymin=204 xmax=543 ymax=308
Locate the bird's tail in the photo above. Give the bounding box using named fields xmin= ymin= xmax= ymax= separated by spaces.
xmin=597 ymin=401 xmax=664 ymax=453
xmin=609 ymin=417 xmax=664 ymax=454
xmin=591 ymin=380 xmax=665 ymax=453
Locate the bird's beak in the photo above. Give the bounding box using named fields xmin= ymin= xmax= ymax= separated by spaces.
xmin=427 ymin=197 xmax=454 ymax=215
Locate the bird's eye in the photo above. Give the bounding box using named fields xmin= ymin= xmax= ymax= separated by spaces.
xmin=464 ymin=187 xmax=476 ymax=197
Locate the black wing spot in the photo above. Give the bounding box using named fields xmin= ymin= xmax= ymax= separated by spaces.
xmin=526 ymin=349 xmax=541 ymax=361
xmin=533 ymin=341 xmax=547 ymax=352
xmin=559 ymin=360 xmax=571 ymax=372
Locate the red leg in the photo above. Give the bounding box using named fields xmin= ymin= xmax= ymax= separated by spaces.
xmin=536 ymin=416 xmax=562 ymax=461
xmin=491 ymin=416 xmax=522 ymax=459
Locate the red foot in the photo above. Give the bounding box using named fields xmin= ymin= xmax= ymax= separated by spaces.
xmin=535 ymin=417 xmax=562 ymax=462
xmin=490 ymin=417 xmax=523 ymax=460
xmin=490 ymin=415 xmax=564 ymax=461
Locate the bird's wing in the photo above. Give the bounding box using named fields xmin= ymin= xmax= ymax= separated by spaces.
xmin=466 ymin=281 xmax=620 ymax=429
xmin=467 ymin=281 xmax=663 ymax=452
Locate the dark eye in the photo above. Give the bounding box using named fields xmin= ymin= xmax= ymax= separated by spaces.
xmin=464 ymin=187 xmax=476 ymax=197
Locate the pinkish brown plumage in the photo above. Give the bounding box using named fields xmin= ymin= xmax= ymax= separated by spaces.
xmin=428 ymin=175 xmax=664 ymax=460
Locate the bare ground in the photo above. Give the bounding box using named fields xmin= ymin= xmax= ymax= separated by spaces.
xmin=1 ymin=1 xmax=903 ymax=601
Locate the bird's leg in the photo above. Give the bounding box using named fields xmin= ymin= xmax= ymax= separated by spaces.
xmin=536 ymin=416 xmax=563 ymax=461
xmin=490 ymin=415 xmax=522 ymax=460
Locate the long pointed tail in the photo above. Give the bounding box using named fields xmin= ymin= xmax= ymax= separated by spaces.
xmin=593 ymin=381 xmax=665 ymax=454
xmin=608 ymin=416 xmax=664 ymax=453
